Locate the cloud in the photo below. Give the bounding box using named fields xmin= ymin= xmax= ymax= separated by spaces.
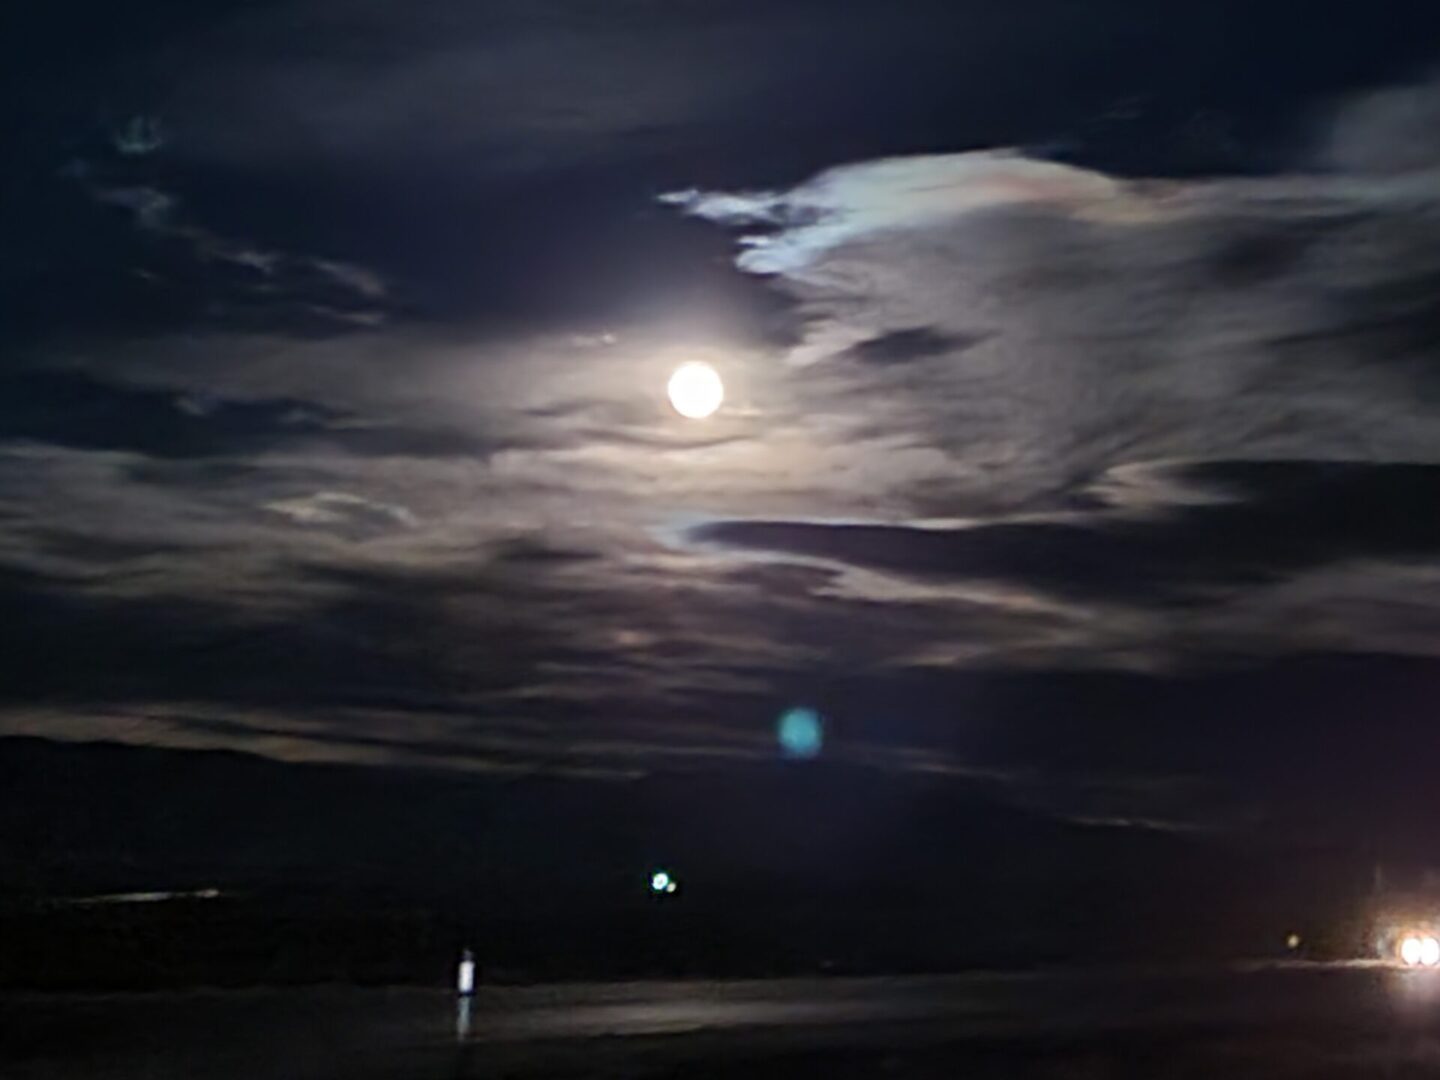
xmin=93 ymin=185 xmax=175 ymax=229
xmin=309 ymin=259 xmax=387 ymax=301
xmin=843 ymin=327 xmax=987 ymax=366
xmin=695 ymin=461 xmax=1440 ymax=603
xmin=110 ymin=114 xmax=166 ymax=157
xmin=263 ymin=490 xmax=418 ymax=531
xmin=643 ymin=77 xmax=1440 ymax=691
xmin=0 ymin=368 xmax=494 ymax=461
xmin=663 ymin=151 xmax=1129 ymax=275
xmin=8 ymin=61 xmax=1440 ymax=838
xmin=80 ymin=171 xmax=389 ymax=327
xmin=1321 ymin=77 xmax=1440 ymax=174
xmin=664 ymin=85 xmax=1440 ymax=509
xmin=149 ymin=0 xmax=801 ymax=174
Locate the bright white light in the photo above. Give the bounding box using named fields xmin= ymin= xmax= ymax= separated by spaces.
xmin=1402 ymin=936 xmax=1425 ymax=965
xmin=457 ymin=952 xmax=475 ymax=995
xmin=666 ymin=362 xmax=724 ymax=419
xmin=651 ymin=870 xmax=677 ymax=894
xmin=1421 ymin=937 xmax=1439 ymax=966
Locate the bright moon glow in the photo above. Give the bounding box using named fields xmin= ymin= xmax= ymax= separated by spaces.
xmin=667 ymin=362 xmax=724 ymax=419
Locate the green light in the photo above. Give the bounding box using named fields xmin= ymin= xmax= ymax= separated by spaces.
xmin=650 ymin=870 xmax=672 ymax=893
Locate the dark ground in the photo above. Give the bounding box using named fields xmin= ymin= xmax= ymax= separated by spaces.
xmin=0 ymin=737 xmax=1388 ymax=990
xmin=10 ymin=966 xmax=1440 ymax=1078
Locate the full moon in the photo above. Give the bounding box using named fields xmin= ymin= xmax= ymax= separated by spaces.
xmin=667 ymin=362 xmax=724 ymax=419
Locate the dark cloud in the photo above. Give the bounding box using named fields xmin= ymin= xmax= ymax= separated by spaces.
xmin=1200 ymin=219 xmax=1330 ymax=289
xmin=844 ymin=327 xmax=987 ymax=366
xmin=694 ymin=461 xmax=1440 ymax=603
xmin=0 ymin=369 xmax=495 ymax=459
xmin=488 ymin=537 xmax=603 ymax=568
xmin=0 ymin=369 xmax=332 ymax=457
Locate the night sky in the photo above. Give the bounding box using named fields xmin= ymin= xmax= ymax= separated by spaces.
xmin=5 ymin=1 xmax=1440 ymax=859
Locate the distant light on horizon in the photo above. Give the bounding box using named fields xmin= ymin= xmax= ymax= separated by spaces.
xmin=778 ymin=707 xmax=824 ymax=759
xmin=56 ymin=887 xmax=223 ymax=907
xmin=667 ymin=362 xmax=724 ymax=419
xmin=1399 ymin=934 xmax=1440 ymax=966
xmin=650 ymin=869 xmax=678 ymax=894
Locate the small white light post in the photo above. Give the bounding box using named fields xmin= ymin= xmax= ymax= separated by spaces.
xmin=457 ymin=948 xmax=476 ymax=996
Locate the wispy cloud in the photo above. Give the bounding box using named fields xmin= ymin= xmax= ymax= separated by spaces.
xmin=110 ymin=114 xmax=166 ymax=157
xmin=80 ymin=170 xmax=389 ymax=325
xmin=264 ymin=490 xmax=418 ymax=530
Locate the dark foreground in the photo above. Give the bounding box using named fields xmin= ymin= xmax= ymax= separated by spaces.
xmin=9 ymin=963 xmax=1440 ymax=1078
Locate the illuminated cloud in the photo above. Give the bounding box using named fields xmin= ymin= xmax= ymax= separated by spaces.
xmin=664 ymin=151 xmax=1129 ymax=274
xmin=263 ymin=491 xmax=418 ymax=530
xmin=666 ymin=88 xmax=1440 ymax=508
